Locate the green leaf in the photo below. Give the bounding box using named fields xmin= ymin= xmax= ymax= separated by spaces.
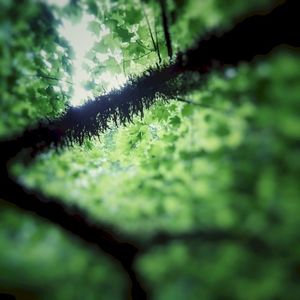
xmin=87 ymin=20 xmax=100 ymax=35
xmin=169 ymin=116 xmax=181 ymax=127
xmin=124 ymin=8 xmax=142 ymax=25
xmin=114 ymin=26 xmax=134 ymax=43
xmin=181 ymin=104 xmax=194 ymax=116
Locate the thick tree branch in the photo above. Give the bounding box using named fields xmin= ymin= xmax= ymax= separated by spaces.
xmin=182 ymin=0 xmax=300 ymax=71
xmin=0 ymin=166 xmax=148 ymax=299
xmin=1 ymin=0 xmax=299 ymax=160
xmin=0 ymin=167 xmax=270 ymax=300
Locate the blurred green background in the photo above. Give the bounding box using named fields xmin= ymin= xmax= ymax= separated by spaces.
xmin=0 ymin=0 xmax=299 ymax=299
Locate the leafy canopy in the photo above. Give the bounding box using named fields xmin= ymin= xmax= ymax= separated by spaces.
xmin=1 ymin=0 xmax=299 ymax=299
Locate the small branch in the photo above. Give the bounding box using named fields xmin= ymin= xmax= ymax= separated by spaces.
xmin=122 ymin=59 xmax=127 ymax=78
xmin=136 ymin=39 xmax=154 ymax=51
xmin=142 ymin=228 xmax=270 ymax=255
xmin=175 ymin=97 xmax=230 ymax=112
xmin=159 ymin=0 xmax=173 ymax=60
xmin=141 ymin=1 xmax=162 ymax=64
xmin=123 ymin=51 xmax=154 ymax=63
xmin=28 ymin=74 xmax=73 ymax=85
xmin=176 ymin=97 xmax=211 ymax=107
xmin=98 ymin=51 xmax=154 ymax=69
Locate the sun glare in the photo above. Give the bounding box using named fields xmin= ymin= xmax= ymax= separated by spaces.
xmin=57 ymin=11 xmax=127 ymax=107
xmin=59 ymin=13 xmax=97 ymax=106
xmin=46 ymin=0 xmax=69 ymax=7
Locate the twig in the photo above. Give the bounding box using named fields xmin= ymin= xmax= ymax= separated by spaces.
xmin=141 ymin=228 xmax=270 ymax=255
xmin=141 ymin=1 xmax=162 ymax=64
xmin=175 ymin=97 xmax=230 ymax=112
xmin=159 ymin=0 xmax=173 ymax=60
xmin=136 ymin=39 xmax=154 ymax=51
xmin=122 ymin=59 xmax=127 ymax=78
xmin=123 ymin=51 xmax=154 ymax=63
xmin=28 ymin=74 xmax=73 ymax=85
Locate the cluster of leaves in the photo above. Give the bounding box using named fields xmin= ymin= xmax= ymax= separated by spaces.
xmin=0 ymin=205 xmax=124 ymax=299
xmin=74 ymin=0 xmax=274 ymax=97
xmin=81 ymin=0 xmax=165 ymax=94
xmin=0 ymin=0 xmax=72 ymax=138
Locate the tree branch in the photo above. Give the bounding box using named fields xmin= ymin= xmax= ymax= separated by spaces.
xmin=0 ymin=165 xmax=270 ymax=300
xmin=159 ymin=0 xmax=173 ymax=60
xmin=141 ymin=1 xmax=162 ymax=64
xmin=136 ymin=39 xmax=154 ymax=51
xmin=123 ymin=51 xmax=154 ymax=63
xmin=0 ymin=0 xmax=299 ymax=160
xmin=0 ymin=166 xmax=148 ymax=299
xmin=182 ymin=0 xmax=300 ymax=71
xmin=30 ymin=74 xmax=73 ymax=85
xmin=0 ymin=169 xmax=271 ymax=266
xmin=175 ymin=97 xmax=229 ymax=112
xmin=142 ymin=228 xmax=270 ymax=255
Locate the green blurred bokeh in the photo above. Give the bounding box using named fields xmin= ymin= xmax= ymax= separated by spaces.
xmin=1 ymin=0 xmax=299 ymax=299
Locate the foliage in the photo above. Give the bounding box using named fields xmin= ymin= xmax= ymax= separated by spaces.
xmin=0 ymin=0 xmax=73 ymax=138
xmin=1 ymin=0 xmax=299 ymax=299
xmin=0 ymin=205 xmax=124 ymax=299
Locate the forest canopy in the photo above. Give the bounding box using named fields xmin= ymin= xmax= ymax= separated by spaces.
xmin=0 ymin=0 xmax=299 ymax=299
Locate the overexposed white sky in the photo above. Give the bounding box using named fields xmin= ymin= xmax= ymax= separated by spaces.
xmin=45 ymin=0 xmax=127 ymax=106
xmin=59 ymin=13 xmax=97 ymax=106
xmin=45 ymin=0 xmax=69 ymax=7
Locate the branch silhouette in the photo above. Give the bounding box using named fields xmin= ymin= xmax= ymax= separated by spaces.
xmin=1 ymin=0 xmax=298 ymax=162
xmin=0 ymin=166 xmax=148 ymax=299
